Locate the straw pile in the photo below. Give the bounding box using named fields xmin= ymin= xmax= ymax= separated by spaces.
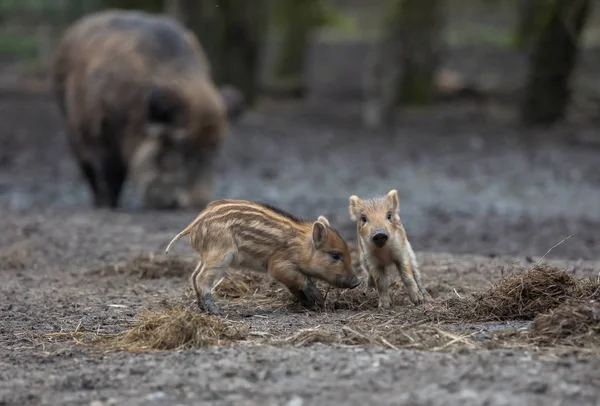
xmin=527 ymin=299 xmax=600 ymax=348
xmin=444 ymin=265 xmax=597 ymax=322
xmin=104 ymin=306 xmax=249 ymax=351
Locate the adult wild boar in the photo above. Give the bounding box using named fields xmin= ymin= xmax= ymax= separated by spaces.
xmin=52 ymin=9 xmax=241 ymax=209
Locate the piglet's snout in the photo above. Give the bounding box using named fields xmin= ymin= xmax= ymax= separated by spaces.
xmin=372 ymin=231 xmax=389 ymax=248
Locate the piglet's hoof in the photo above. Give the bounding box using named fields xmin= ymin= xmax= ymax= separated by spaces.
xmin=295 ymin=278 xmax=325 ymax=309
xmin=201 ymin=294 xmax=221 ymax=315
xmin=408 ymin=292 xmax=424 ymax=306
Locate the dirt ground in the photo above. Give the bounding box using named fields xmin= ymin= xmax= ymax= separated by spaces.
xmin=1 ymin=44 xmax=600 ymax=406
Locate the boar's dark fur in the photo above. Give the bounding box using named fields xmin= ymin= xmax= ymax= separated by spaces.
xmin=52 ymin=9 xmax=230 ymax=209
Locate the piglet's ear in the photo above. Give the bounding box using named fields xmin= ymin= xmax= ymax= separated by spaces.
xmin=348 ymin=195 xmax=361 ymax=221
xmin=317 ymin=215 xmax=330 ymax=227
xmin=312 ymin=221 xmax=328 ymax=249
xmin=385 ymin=189 xmax=399 ymax=213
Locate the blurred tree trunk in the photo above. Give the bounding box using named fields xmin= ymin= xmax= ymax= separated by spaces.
xmin=396 ymin=0 xmax=442 ymax=105
xmin=174 ymin=0 xmax=268 ymax=107
xmin=268 ymin=0 xmax=316 ymax=98
xmin=362 ymin=0 xmax=442 ymax=129
xmin=513 ymin=0 xmax=545 ymax=52
xmin=361 ymin=20 xmax=402 ymax=129
xmin=520 ymin=0 xmax=591 ymax=125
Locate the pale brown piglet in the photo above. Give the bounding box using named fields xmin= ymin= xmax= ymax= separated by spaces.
xmin=349 ymin=190 xmax=430 ymax=308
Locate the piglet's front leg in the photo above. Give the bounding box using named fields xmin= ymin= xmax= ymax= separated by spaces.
xmin=370 ymin=265 xmax=391 ymax=309
xmin=268 ymin=259 xmax=325 ymax=309
xmin=394 ymin=256 xmax=424 ymax=306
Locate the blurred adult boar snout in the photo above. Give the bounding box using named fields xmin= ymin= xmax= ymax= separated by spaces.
xmin=52 ymin=10 xmax=236 ymax=210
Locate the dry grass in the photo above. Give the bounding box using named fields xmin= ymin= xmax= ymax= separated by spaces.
xmin=79 ymin=251 xmax=600 ymax=355
xmin=321 ymin=279 xmax=411 ymax=311
xmin=527 ymin=299 xmax=600 ymax=348
xmin=0 ymin=240 xmax=31 ymax=270
xmin=95 ymin=252 xmax=196 ymax=279
xmin=214 ymin=271 xmax=273 ymax=298
xmin=274 ymin=323 xmax=479 ymax=352
xmin=101 ymin=306 xmax=249 ymax=352
xmin=443 ymin=265 xmax=599 ymax=322
xmin=212 ymin=271 xmax=302 ymax=313
xmin=110 ymin=252 xmax=600 ymax=324
xmin=318 ymin=265 xmax=600 ymax=327
xmin=95 ymin=256 xmax=600 ymax=324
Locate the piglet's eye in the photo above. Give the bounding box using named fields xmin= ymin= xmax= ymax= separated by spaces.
xmin=360 ymin=214 xmax=368 ymax=224
xmin=386 ymin=212 xmax=393 ymax=221
xmin=329 ymin=252 xmax=342 ymax=262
